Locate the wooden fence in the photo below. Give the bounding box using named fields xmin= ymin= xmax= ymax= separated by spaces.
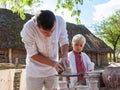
xmin=0 ymin=69 xmax=26 ymax=90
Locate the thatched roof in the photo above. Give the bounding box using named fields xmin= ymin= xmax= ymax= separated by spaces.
xmin=0 ymin=8 xmax=32 ymax=48
xmin=0 ymin=8 xmax=113 ymax=53
xmin=67 ymin=23 xmax=114 ymax=53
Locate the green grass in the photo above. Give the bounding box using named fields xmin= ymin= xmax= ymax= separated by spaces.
xmin=95 ymin=65 xmax=106 ymax=70
xmin=0 ymin=63 xmax=107 ymax=70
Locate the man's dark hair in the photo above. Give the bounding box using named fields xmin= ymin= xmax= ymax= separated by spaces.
xmin=36 ymin=10 xmax=56 ymax=30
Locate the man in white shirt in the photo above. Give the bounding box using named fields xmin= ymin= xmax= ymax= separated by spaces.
xmin=21 ymin=10 xmax=69 ymax=90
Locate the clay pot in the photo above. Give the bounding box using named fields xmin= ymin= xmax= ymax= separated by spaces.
xmin=102 ymin=63 xmax=120 ymax=89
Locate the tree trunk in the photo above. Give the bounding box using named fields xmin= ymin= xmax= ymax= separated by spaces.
xmin=113 ymin=52 xmax=116 ymax=62
xmin=113 ymin=46 xmax=116 ymax=62
xmin=113 ymin=35 xmax=120 ymax=62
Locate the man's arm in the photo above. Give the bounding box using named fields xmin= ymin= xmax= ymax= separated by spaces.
xmin=60 ymin=44 xmax=70 ymax=68
xmin=31 ymin=53 xmax=65 ymax=72
xmin=60 ymin=44 xmax=69 ymax=58
xmin=31 ymin=53 xmax=56 ymax=67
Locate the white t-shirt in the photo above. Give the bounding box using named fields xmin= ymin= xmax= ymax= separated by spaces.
xmin=21 ymin=16 xmax=69 ymax=77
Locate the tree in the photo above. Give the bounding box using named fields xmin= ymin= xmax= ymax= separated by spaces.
xmin=0 ymin=0 xmax=84 ymax=24
xmin=95 ymin=10 xmax=120 ymax=62
xmin=116 ymin=40 xmax=120 ymax=62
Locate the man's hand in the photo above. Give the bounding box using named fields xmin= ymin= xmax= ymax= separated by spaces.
xmin=54 ymin=62 xmax=65 ymax=74
xmin=60 ymin=57 xmax=70 ymax=69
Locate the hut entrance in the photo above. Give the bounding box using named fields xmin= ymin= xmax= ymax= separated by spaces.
xmin=0 ymin=50 xmax=8 ymax=63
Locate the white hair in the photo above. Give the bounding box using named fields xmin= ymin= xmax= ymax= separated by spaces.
xmin=72 ymin=34 xmax=86 ymax=44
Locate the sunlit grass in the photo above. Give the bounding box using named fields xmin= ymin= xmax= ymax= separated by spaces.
xmin=0 ymin=63 xmax=25 ymax=70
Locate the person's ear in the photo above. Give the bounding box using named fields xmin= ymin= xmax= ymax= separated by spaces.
xmin=35 ymin=22 xmax=38 ymax=27
xmin=36 ymin=23 xmax=41 ymax=29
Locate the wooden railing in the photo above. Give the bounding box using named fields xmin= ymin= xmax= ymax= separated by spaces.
xmin=0 ymin=69 xmax=26 ymax=90
xmin=0 ymin=69 xmax=110 ymax=90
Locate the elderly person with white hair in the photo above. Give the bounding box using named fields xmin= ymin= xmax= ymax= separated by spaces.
xmin=68 ymin=34 xmax=94 ymax=87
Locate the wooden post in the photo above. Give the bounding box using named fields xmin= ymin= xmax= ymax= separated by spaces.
xmin=8 ymin=48 xmax=12 ymax=63
xmin=109 ymin=53 xmax=112 ymax=62
xmin=66 ymin=76 xmax=70 ymax=88
xmin=15 ymin=57 xmax=19 ymax=68
xmin=97 ymin=54 xmax=100 ymax=66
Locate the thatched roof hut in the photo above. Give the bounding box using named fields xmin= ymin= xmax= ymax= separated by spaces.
xmin=0 ymin=8 xmax=31 ymax=64
xmin=0 ymin=8 xmax=114 ymax=66
xmin=67 ymin=23 xmax=113 ymax=53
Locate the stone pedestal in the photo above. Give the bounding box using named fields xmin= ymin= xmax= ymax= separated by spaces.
xmin=76 ymin=85 xmax=89 ymax=90
xmin=85 ymin=71 xmax=100 ymax=88
xmin=58 ymin=81 xmax=69 ymax=90
xmin=88 ymin=80 xmax=99 ymax=90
